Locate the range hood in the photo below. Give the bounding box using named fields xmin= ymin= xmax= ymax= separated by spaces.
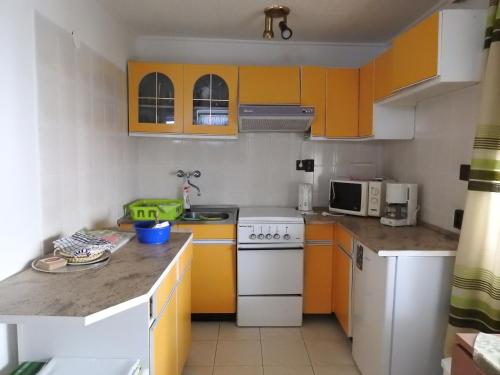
xmin=238 ymin=105 xmax=315 ymax=133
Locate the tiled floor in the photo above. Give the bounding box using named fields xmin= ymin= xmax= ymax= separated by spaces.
xmin=184 ymin=316 xmax=360 ymax=375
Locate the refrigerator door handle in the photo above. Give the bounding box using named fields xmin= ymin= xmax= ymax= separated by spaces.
xmin=356 ymin=244 xmax=363 ymax=271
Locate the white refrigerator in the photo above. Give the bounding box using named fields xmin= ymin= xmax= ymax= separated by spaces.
xmin=351 ymin=240 xmax=455 ymax=375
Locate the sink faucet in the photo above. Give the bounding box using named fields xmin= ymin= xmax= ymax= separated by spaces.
xmin=176 ymin=170 xmax=202 ymax=210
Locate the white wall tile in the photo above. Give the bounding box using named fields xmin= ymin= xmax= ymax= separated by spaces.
xmin=383 ymin=85 xmax=480 ymax=232
xmin=36 ymin=14 xmax=138 ymax=250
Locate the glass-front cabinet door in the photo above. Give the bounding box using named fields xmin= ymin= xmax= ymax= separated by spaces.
xmin=183 ymin=65 xmax=238 ymax=135
xmin=128 ymin=62 xmax=183 ymax=133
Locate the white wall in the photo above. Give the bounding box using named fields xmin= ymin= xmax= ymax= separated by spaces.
xmin=137 ymin=135 xmax=385 ymax=208
xmin=133 ymin=36 xmax=384 ymax=67
xmin=0 ymin=1 xmax=134 ymax=373
xmin=383 ymin=85 xmax=481 ymax=232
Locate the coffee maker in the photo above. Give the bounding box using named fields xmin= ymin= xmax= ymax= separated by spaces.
xmin=380 ymin=183 xmax=419 ymax=226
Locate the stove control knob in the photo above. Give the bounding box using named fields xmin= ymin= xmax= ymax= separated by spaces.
xmin=274 ymin=234 xmax=280 ymax=239
xmin=249 ymin=234 xmax=256 ymax=240
xmin=284 ymin=234 xmax=291 ymax=240
xmin=266 ymin=234 xmax=273 ymax=240
xmin=258 ymin=234 xmax=264 ymax=240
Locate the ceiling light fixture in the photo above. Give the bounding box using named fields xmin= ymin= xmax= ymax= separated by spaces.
xmin=262 ymin=5 xmax=292 ymax=40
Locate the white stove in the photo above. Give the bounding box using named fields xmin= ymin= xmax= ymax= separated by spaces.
xmin=237 ymin=207 xmax=305 ymax=327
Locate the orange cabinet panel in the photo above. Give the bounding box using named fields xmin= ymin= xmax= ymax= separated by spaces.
xmin=179 ymin=242 xmax=193 ymax=275
xmin=177 ymin=266 xmax=192 ymax=372
xmin=325 ymin=68 xmax=359 ymax=138
xmin=154 ymin=262 xmax=177 ymax=317
xmin=334 ymin=224 xmax=353 ymax=254
xmin=183 ymin=64 xmax=238 ymax=135
xmin=301 ymin=66 xmax=327 ymax=137
xmin=359 ymin=61 xmax=374 ymax=137
xmin=393 ymin=13 xmax=439 ymax=90
xmin=373 ymin=48 xmax=394 ymax=101
xmin=333 ymin=244 xmax=351 ymax=335
xmin=191 ymin=244 xmax=236 ymax=313
xmin=173 ymin=224 xmax=236 ymax=240
xmin=152 ymin=292 xmax=178 ymax=375
xmin=128 ymin=62 xmax=184 ymax=133
xmin=239 ymin=66 xmax=301 ymax=104
xmin=305 ymin=224 xmax=334 ymax=241
xmin=304 ymin=244 xmax=333 ymax=313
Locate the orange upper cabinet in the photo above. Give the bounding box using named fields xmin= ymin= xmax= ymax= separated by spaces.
xmin=373 ymin=48 xmax=394 ymax=101
xmin=128 ymin=62 xmax=184 ymax=133
xmin=325 ymin=68 xmax=359 ymax=138
xmin=239 ymin=66 xmax=300 ymax=104
xmin=392 ymin=13 xmax=439 ymax=91
xmin=301 ymin=66 xmax=327 ymax=137
xmin=183 ymin=64 xmax=238 ymax=135
xmin=358 ymin=61 xmax=374 ymax=137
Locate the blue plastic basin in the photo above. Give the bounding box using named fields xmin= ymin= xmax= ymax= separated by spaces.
xmin=134 ymin=221 xmax=171 ymax=245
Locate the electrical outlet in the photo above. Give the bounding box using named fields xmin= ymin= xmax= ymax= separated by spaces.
xmin=454 ymin=209 xmax=464 ymax=230
xmin=296 ymin=159 xmax=314 ymax=172
xmin=459 ymin=164 xmax=470 ymax=181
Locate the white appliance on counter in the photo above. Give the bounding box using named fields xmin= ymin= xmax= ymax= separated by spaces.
xmin=329 ymin=179 xmax=392 ymax=217
xmin=380 ymin=183 xmax=419 ymax=226
xmin=298 ymin=183 xmax=313 ymax=212
xmin=352 ymin=241 xmax=455 ymax=375
xmin=237 ymin=207 xmax=305 ymax=326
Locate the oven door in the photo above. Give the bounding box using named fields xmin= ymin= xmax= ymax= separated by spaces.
xmin=237 ymin=245 xmax=304 ymax=296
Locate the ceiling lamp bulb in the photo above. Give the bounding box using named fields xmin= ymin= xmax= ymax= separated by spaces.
xmin=263 ymin=15 xmax=274 ymax=39
xmin=279 ymin=20 xmax=292 ymax=40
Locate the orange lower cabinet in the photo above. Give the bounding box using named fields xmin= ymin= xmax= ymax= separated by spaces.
xmin=333 ymin=244 xmax=352 ymax=336
xmin=191 ymin=243 xmax=236 ymax=313
xmin=152 ymin=292 xmax=178 ymax=375
xmin=304 ymin=244 xmax=333 ymax=314
xmin=177 ymin=266 xmax=191 ymax=372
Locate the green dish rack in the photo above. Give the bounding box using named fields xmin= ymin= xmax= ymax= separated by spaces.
xmin=124 ymin=199 xmax=184 ymax=221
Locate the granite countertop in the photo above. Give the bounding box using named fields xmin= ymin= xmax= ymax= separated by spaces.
xmin=0 ymin=232 xmax=192 ymax=325
xmin=304 ymin=211 xmax=459 ymax=256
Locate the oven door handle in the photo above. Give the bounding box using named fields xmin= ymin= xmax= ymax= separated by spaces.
xmin=237 ymin=245 xmax=304 ymax=251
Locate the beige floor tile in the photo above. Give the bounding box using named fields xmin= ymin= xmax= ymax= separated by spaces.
xmin=301 ymin=316 xmax=346 ymax=341
xmin=305 ymin=340 xmax=354 ymax=366
xmin=215 ymin=340 xmax=263 ymax=366
xmin=187 ymin=341 xmax=217 ymax=366
xmin=260 ymin=327 xmax=302 ymax=340
xmin=314 ymin=365 xmax=361 ymax=375
xmin=263 ymin=365 xmax=314 ymax=375
xmin=182 ymin=366 xmax=214 ymax=375
xmin=192 ymin=321 xmax=220 ymax=341
xmin=213 ymin=366 xmax=264 ymax=375
xmin=219 ymin=321 xmax=260 ymax=341
xmin=262 ymin=338 xmax=310 ymax=366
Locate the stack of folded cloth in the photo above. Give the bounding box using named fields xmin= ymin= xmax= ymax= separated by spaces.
xmin=53 ymin=231 xmax=114 ymax=264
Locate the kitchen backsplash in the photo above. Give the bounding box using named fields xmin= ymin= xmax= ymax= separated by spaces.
xmin=383 ymin=85 xmax=480 ymax=233
xmin=136 ymin=134 xmax=385 ymax=207
xmin=35 ymin=14 xmax=139 ymax=248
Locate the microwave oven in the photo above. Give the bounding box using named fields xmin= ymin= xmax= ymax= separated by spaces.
xmin=329 ymin=179 xmax=391 ymax=217
xmin=329 ymin=179 xmax=369 ymax=216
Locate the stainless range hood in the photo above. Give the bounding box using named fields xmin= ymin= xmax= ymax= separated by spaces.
xmin=238 ymin=105 xmax=315 ymax=133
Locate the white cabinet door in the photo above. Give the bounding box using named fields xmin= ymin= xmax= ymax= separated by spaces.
xmin=351 ymin=242 xmax=396 ymax=375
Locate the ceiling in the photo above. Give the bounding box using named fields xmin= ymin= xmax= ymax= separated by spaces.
xmin=99 ymin=0 xmax=446 ymax=44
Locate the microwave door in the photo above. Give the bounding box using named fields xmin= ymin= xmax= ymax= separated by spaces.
xmin=331 ymin=182 xmax=364 ymax=214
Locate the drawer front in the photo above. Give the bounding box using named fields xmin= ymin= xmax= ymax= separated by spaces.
xmin=335 ymin=225 xmax=353 ymax=254
xmin=173 ymin=224 xmax=236 ymax=240
xmin=154 ymin=265 xmax=177 ymax=317
xmin=305 ymin=224 xmax=334 ymax=241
